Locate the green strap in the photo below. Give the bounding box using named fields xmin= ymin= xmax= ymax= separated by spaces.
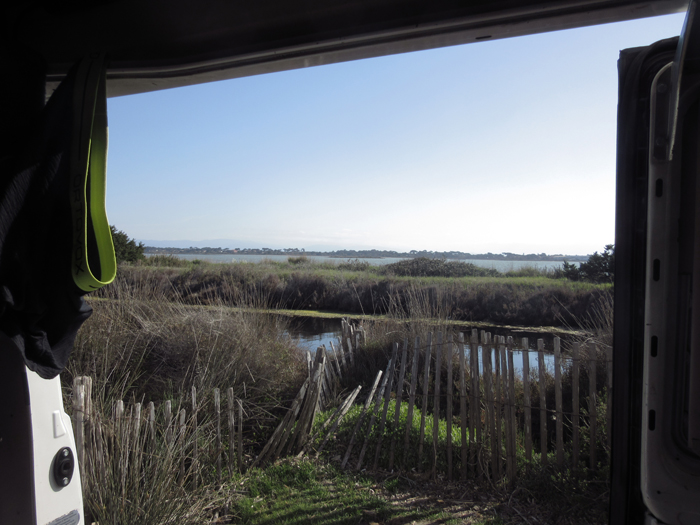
xmin=70 ymin=55 xmax=117 ymax=292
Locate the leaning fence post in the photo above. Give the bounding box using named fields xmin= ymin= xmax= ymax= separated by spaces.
xmin=356 ymin=358 xmax=393 ymax=471
xmin=341 ymin=370 xmax=382 ymax=469
xmin=373 ymin=343 xmax=399 ymax=470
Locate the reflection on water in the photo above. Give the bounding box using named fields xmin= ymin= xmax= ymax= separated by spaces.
xmin=285 ymin=316 xmax=569 ymax=375
xmin=285 ymin=317 xmax=343 ymax=353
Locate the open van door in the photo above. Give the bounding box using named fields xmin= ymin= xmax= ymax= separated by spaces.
xmin=614 ymin=3 xmax=700 ymax=522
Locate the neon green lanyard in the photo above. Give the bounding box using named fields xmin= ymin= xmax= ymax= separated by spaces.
xmin=69 ymin=55 xmax=116 ymax=291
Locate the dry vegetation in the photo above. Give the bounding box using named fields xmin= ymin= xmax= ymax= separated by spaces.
xmin=65 ymin=261 xmax=612 ymax=524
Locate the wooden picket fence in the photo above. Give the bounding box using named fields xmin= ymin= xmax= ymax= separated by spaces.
xmin=70 ymin=321 xmax=610 ymax=488
xmin=283 ymin=326 xmax=612 ymax=483
xmin=72 ymin=377 xmax=246 ymax=487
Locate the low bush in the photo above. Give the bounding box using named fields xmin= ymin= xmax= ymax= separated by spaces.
xmin=382 ymin=257 xmax=500 ymax=278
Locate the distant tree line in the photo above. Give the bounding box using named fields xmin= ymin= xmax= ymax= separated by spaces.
xmin=143 ymin=246 xmax=590 ymax=262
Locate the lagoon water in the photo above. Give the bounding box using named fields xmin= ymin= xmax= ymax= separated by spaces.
xmin=159 ymin=253 xmax=573 ymax=272
xmin=287 ymin=317 xmax=560 ymax=374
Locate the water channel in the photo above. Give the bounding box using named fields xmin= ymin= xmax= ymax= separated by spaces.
xmin=285 ymin=316 xmax=570 ymax=374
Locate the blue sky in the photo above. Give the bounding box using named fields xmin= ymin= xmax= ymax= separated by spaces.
xmin=106 ymin=12 xmax=686 ymax=255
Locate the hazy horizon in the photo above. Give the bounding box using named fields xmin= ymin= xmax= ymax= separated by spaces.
xmin=139 ymin=238 xmax=595 ymax=256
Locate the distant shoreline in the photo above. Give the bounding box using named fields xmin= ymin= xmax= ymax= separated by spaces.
xmin=143 ymin=246 xmax=590 ymax=262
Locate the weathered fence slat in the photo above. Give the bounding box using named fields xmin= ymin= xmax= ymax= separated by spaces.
xmin=356 ymin=358 xmax=394 ymax=470
xmin=269 ymin=378 xmax=310 ymax=461
xmin=445 ymin=334 xmax=454 ymax=481
xmin=179 ymin=409 xmax=186 ymax=483
xmin=446 ymin=334 xmax=454 ymax=480
xmin=373 ymin=343 xmax=399 ymax=470
xmin=494 ymin=336 xmax=503 ymax=478
xmin=522 ymin=338 xmax=532 ymax=465
xmin=537 ymin=339 xmax=548 ymax=466
xmin=238 ymin=400 xmax=243 ymax=471
xmin=418 ymin=333 xmax=433 ymax=470
xmin=459 ymin=332 xmax=468 ymax=480
xmin=305 ymin=379 xmax=358 ymax=454
xmin=606 ymin=343 xmax=613 ymax=454
xmin=292 ymin=351 xmax=325 ymax=453
xmin=507 ymin=337 xmax=517 ymax=481
xmin=330 ymin=340 xmax=346 ymax=373
xmin=192 ymin=386 xmax=198 ymax=488
xmin=403 ymin=336 xmax=421 ymax=467
xmin=389 ymin=340 xmax=409 ymax=470
xmin=589 ymin=342 xmax=598 ymax=470
xmin=73 ymin=380 xmax=85 ymax=480
xmin=342 ymin=370 xmax=383 ymax=469
xmin=214 ymin=388 xmax=221 ymax=484
xmin=329 ymin=342 xmax=343 ymax=379
xmin=470 ymin=330 xmax=481 ymax=477
xmin=483 ymin=332 xmax=497 ymax=480
xmin=316 ymin=385 xmax=362 ymax=456
xmin=165 ymin=400 xmax=173 ymax=447
xmin=346 ymin=337 xmax=355 ymax=366
xmin=228 ymin=388 xmax=236 ymax=473
xmin=572 ymin=342 xmax=580 ymax=468
xmin=148 ymin=402 xmax=155 ymax=445
xmin=432 ymin=332 xmax=443 ymax=479
xmin=499 ymin=341 xmax=513 ymax=482
xmin=554 ymin=337 xmax=564 ymax=467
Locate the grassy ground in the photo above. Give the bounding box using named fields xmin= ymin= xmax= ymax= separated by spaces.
xmin=230 ymin=459 xmax=472 ymax=525
xmin=228 ymin=455 xmax=607 ymax=525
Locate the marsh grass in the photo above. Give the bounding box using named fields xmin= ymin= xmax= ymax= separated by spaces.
xmin=69 ymin=276 xmax=306 ymax=408
xmin=115 ymin=257 xmax=610 ymax=327
xmin=82 ymin=408 xmax=221 ymax=525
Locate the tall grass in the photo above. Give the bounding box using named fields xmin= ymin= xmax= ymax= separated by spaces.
xmin=114 ymin=258 xmax=610 ymax=327
xmin=82 ymin=410 xmax=220 ymax=525
xmin=68 ymin=275 xmax=306 ymax=407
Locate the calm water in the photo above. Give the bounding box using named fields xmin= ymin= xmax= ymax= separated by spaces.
xmin=286 ymin=317 xmax=560 ymax=374
xmin=156 ymin=253 xmax=574 ymax=271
